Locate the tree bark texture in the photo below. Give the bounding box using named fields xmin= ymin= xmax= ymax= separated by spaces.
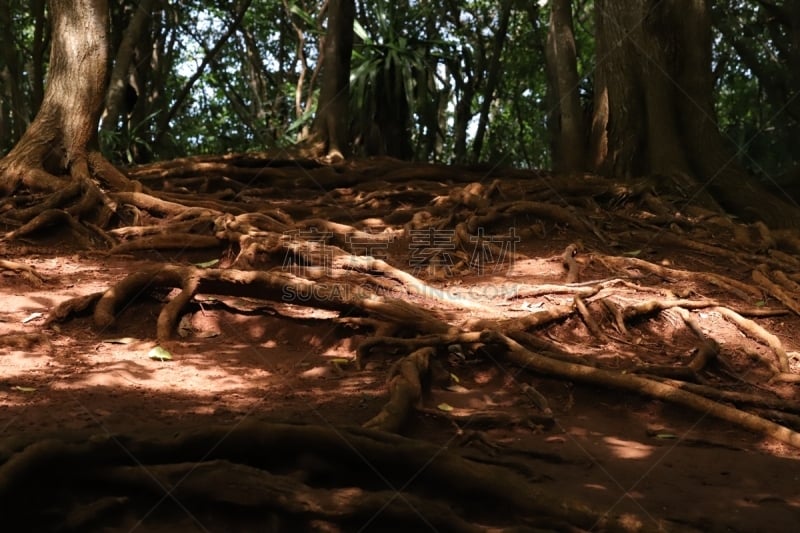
xmin=0 ymin=0 xmax=109 ymax=193
xmin=591 ymin=0 xmax=800 ymax=226
xmin=311 ymin=0 xmax=355 ymax=159
xmin=545 ymin=0 xmax=586 ymax=172
xmin=102 ymin=0 xmax=154 ymax=134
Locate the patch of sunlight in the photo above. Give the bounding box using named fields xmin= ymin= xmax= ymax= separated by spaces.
xmin=300 ymin=366 xmax=337 ymax=379
xmin=0 ymin=352 xmax=53 ymax=372
xmin=321 ymin=347 xmax=356 ymax=359
xmin=51 ymin=357 xmax=273 ymax=394
xmin=332 ymin=487 xmax=365 ymax=503
xmin=603 ymin=436 xmax=654 ymax=459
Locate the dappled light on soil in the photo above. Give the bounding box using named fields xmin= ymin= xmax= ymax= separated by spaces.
xmin=602 ymin=436 xmax=654 ymax=460
xmin=2 ymin=157 xmax=800 ymax=530
xmin=2 ymin=0 xmax=800 ymax=528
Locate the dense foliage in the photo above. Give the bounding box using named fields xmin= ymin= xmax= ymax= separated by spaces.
xmin=0 ymin=0 xmax=796 ymax=179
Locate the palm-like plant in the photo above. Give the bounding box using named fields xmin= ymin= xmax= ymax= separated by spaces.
xmin=349 ymin=1 xmax=440 ymax=159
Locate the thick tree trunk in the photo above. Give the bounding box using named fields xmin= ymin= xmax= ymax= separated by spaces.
xmin=0 ymin=0 xmax=109 ymax=194
xmin=309 ymin=0 xmax=355 ymax=160
xmin=590 ymin=0 xmax=647 ymax=177
xmin=545 ymin=0 xmax=586 ymax=172
xmin=591 ymin=0 xmax=800 ymax=227
xmin=672 ymin=0 xmax=798 ymax=226
xmin=374 ymin=63 xmax=413 ymax=160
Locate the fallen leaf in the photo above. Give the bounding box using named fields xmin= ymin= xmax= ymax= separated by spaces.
xmin=103 ymin=337 xmax=137 ymax=345
xmin=148 ymin=346 xmax=173 ymax=361
xmin=195 ymin=259 xmax=220 ymax=268
xmin=22 ymin=312 xmax=43 ymax=324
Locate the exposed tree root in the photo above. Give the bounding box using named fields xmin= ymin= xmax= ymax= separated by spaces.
xmin=0 ymin=259 xmax=45 ymax=284
xmin=4 ymin=208 xmax=99 ymax=247
xmin=49 ymin=264 xmax=453 ymax=340
xmin=358 ymin=324 xmax=800 ymax=450
xmin=631 ymin=339 xmax=718 ymax=383
xmin=9 ymin=157 xmax=800 ymax=530
xmin=364 ymin=347 xmax=433 ymax=432
xmin=753 ymin=266 xmax=800 ymax=317
xmin=95 ymin=460 xmax=486 ymax=533
xmin=714 ymin=306 xmax=791 ymax=372
xmin=0 ymin=421 xmax=653 ymax=532
xmin=45 ymin=292 xmax=104 ymax=325
xmin=108 ymin=233 xmax=222 ymax=254
xmin=0 ymin=148 xmax=134 ymax=236
xmin=561 ymin=242 xmax=582 ymax=283
xmin=597 ymin=254 xmax=763 ymax=300
xmin=481 ymin=331 xmax=800 ymax=449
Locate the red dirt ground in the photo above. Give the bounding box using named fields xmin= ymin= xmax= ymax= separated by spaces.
xmin=2 ymin=236 xmax=800 ymax=532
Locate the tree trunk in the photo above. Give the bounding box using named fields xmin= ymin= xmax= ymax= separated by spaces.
xmin=590 ymin=0 xmax=647 ymax=177
xmin=374 ymin=61 xmax=413 ymax=160
xmin=471 ymin=0 xmax=512 ymax=162
xmin=102 ymin=0 xmax=154 ymax=134
xmin=30 ymin=0 xmax=48 ymax=111
xmin=545 ymin=0 xmax=586 ymax=172
xmin=0 ymin=0 xmax=109 ymax=194
xmin=591 ymin=0 xmax=800 ymax=227
xmin=309 ymin=0 xmax=355 ymax=160
xmin=0 ymin=6 xmax=32 ymax=144
xmin=240 ymin=26 xmax=269 ymax=139
xmin=450 ymin=48 xmax=479 ymax=165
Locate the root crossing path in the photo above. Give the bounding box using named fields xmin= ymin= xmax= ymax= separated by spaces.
xmin=2 ymin=155 xmax=800 ymax=531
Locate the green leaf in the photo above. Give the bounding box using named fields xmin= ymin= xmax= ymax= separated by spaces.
xmin=623 ymin=250 xmax=642 ymax=257
xmin=437 ymin=403 xmax=454 ymax=412
xmin=353 ymin=20 xmax=369 ymax=43
xmin=289 ymin=3 xmax=315 ymax=26
xmin=148 ymin=346 xmax=173 ymax=361
xmin=12 ymin=386 xmax=37 ymax=393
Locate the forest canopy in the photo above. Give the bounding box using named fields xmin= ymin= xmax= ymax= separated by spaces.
xmin=0 ymin=0 xmax=796 ymax=183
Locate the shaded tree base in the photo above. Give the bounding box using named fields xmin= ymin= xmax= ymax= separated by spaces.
xmin=0 ymin=421 xmax=651 ymax=532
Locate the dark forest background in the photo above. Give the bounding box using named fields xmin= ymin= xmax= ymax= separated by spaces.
xmin=1 ymin=0 xmax=796 ymax=185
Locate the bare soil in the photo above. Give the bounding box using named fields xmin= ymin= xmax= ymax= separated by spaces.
xmin=1 ymin=159 xmax=800 ymax=532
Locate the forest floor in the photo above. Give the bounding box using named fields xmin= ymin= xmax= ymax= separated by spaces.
xmin=1 ymin=157 xmax=800 ymax=532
